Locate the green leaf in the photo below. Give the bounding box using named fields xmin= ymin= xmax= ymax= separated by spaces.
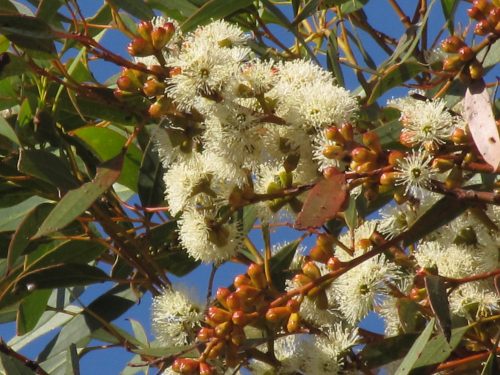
xmin=138 ymin=134 xmax=165 ymax=210
xmin=15 ymin=263 xmax=110 ymax=290
xmin=368 ymin=59 xmax=427 ymax=104
xmin=413 ymin=325 xmax=469 ymax=369
xmin=0 ymin=196 xmax=48 ymax=233
xmin=0 ymin=14 xmax=55 ymax=54
xmin=128 ymin=318 xmax=149 ymax=347
xmin=34 ymin=154 xmax=123 ymax=238
xmin=397 ymin=298 xmax=425 ymax=334
xmin=374 ymin=119 xmax=403 ymax=149
xmin=147 ymin=0 xmax=198 ymax=18
xmin=16 ymin=289 xmax=52 ymax=335
xmin=108 ymin=0 xmax=155 ymax=20
xmin=340 ymin=0 xmax=369 ymax=13
xmin=425 ymin=275 xmax=451 ymax=341
xmin=270 ymin=239 xmax=301 ymax=290
xmin=0 ymin=351 xmax=37 ymax=375
xmin=326 ymin=28 xmax=345 ymax=87
xmin=440 ymin=0 xmax=458 ymax=33
xmin=18 ymin=149 xmax=78 ymax=191
xmin=0 ymin=52 xmax=28 ymax=80
xmin=38 ymin=284 xmax=138 ymax=361
xmin=72 ymin=127 xmax=141 ymax=191
xmin=242 ymin=205 xmax=257 ymax=234
xmin=291 ymin=0 xmax=319 ymax=25
xmin=403 ymin=196 xmax=468 ymax=246
xmin=181 ymin=0 xmax=253 ymax=32
xmin=358 ymin=333 xmax=419 ymax=368
xmin=395 ymin=318 xmax=435 ymax=375
xmin=26 ymin=239 xmax=106 ymax=271
xmin=344 ymin=195 xmax=357 ymax=231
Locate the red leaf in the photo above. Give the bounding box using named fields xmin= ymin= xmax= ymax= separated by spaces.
xmin=464 ymin=80 xmax=500 ymax=170
xmin=294 ymin=173 xmax=347 ymax=230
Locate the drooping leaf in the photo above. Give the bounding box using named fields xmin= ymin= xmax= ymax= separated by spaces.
xmin=425 ymin=275 xmax=451 ymax=341
xmin=18 ymin=149 xmax=78 ymax=191
xmin=16 ymin=289 xmax=52 ymax=335
xmin=181 ymin=0 xmax=254 ymax=32
xmin=403 ymin=196 xmax=468 ymax=246
xmin=440 ymin=0 xmax=458 ymax=32
xmin=395 ymin=318 xmax=435 ymax=375
xmin=38 ymin=284 xmax=138 ymax=361
xmin=413 ymin=325 xmax=470 ymax=369
xmin=0 ymin=196 xmax=49 ymax=233
xmin=326 ymin=28 xmax=345 ymax=87
xmin=270 ymin=239 xmax=301 ymax=290
xmin=34 ymin=154 xmax=124 ymax=238
xmin=0 ymin=14 xmax=55 ymax=54
xmin=464 ymin=80 xmax=500 ymax=170
xmin=71 ymin=126 xmax=141 ymax=191
xmin=295 ymin=173 xmax=347 ymax=230
xmin=358 ymin=333 xmax=419 ymax=368
xmin=108 ymin=0 xmax=155 ymax=20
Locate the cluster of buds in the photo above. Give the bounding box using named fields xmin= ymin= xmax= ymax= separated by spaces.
xmin=441 ymin=36 xmax=484 ymax=79
xmin=321 ymin=123 xmax=355 ymax=162
xmin=172 ymin=263 xmax=300 ymax=373
xmin=128 ymin=20 xmax=176 ymax=57
xmin=467 ymin=0 xmax=500 ymax=35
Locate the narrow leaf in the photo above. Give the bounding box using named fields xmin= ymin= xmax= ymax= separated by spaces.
xmin=0 ymin=351 xmax=36 ymax=375
xmin=0 ymin=14 xmax=55 ymax=54
xmin=0 ymin=112 xmax=20 ymax=145
xmin=16 ymin=289 xmax=51 ymax=335
xmin=270 ymin=239 xmax=301 ymax=290
xmin=65 ymin=343 xmax=80 ymax=375
xmin=107 ymin=0 xmax=154 ymax=20
xmin=181 ymin=0 xmax=254 ymax=32
xmin=138 ymin=135 xmax=165 ymax=210
xmin=326 ymin=28 xmax=345 ymax=87
xmin=425 ymin=275 xmax=451 ymax=341
xmin=440 ymin=0 xmax=458 ymax=33
xmin=464 ymin=80 xmax=500 ymax=170
xmin=34 ymin=154 xmax=123 ymax=238
xmin=295 ymin=173 xmax=347 ymax=230
xmin=128 ymin=319 xmax=149 ymax=346
xmin=395 ymin=318 xmax=435 ymax=375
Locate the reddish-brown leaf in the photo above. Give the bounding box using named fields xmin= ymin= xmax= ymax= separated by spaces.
xmin=464 ymin=80 xmax=500 ymax=170
xmin=294 ymin=173 xmax=347 ymax=230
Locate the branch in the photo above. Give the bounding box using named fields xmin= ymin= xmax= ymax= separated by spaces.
xmin=429 ymin=180 xmax=500 ymax=205
xmin=0 ymin=339 xmax=49 ymax=375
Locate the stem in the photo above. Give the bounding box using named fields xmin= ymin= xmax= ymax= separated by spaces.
xmin=0 ymin=339 xmax=49 ymax=375
xmin=262 ymin=223 xmax=273 ymax=286
xmin=387 ymin=0 xmax=412 ymax=28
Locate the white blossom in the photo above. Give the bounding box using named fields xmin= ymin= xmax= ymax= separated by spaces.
xmin=395 ymin=151 xmax=435 ymax=197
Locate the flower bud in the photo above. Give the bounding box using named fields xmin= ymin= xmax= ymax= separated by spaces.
xmin=172 ymin=358 xmax=199 ymax=374
xmin=443 ymin=55 xmax=463 ymax=71
xmin=292 ymin=273 xmax=312 ymax=286
xmin=356 ymin=161 xmax=378 ymax=173
xmin=207 ymin=340 xmax=225 ymax=359
xmin=302 ymin=261 xmax=321 ymax=280
xmin=445 ymin=166 xmax=463 ymax=189
xmin=265 ymin=307 xmax=290 ymax=323
xmin=199 ymin=362 xmax=214 ymax=375
xmin=473 ymin=0 xmax=492 ymax=13
xmin=233 ymin=274 xmax=251 ymax=287
xmin=226 ymin=292 xmax=242 ymax=311
xmin=322 ymin=144 xmax=345 ymax=160
xmin=127 ymin=37 xmax=154 ymax=57
xmin=207 ymin=307 xmax=231 ymax=324
xmin=388 ymin=150 xmax=405 ymax=166
xmin=451 ymin=128 xmax=468 ymax=144
xmin=309 ymin=245 xmax=331 ymax=263
xmin=468 ymin=6 xmax=486 ymax=20
xmin=468 ymin=59 xmax=484 ymax=79
xmin=351 ymin=147 xmax=377 ymax=163
xmin=137 ymin=21 xmax=153 ymax=41
xmin=143 ymin=78 xmax=166 ymax=97
xmin=327 ymin=256 xmax=342 ymax=271
xmin=232 ymin=310 xmax=257 ymax=326
xmin=488 ymin=7 xmax=500 ymax=24
xmin=393 ymin=190 xmax=408 ymax=204
xmin=235 ymin=285 xmax=261 ymax=302
xmin=362 ymin=132 xmax=382 ymax=154
xmin=197 ymin=327 xmax=215 ymax=342
xmin=230 ymin=326 xmax=246 ymax=346
xmin=287 ymin=312 xmax=300 ymax=333
xmin=216 ymin=287 xmax=231 ymax=309
xmin=148 ymin=96 xmax=172 ymax=118
xmin=325 ymin=126 xmax=345 ymax=144
xmin=215 ymin=321 xmax=233 ymax=337
xmin=379 ymin=172 xmax=397 ymax=186
xmin=248 ymin=263 xmax=267 ymax=289
xmin=441 ymin=35 xmax=465 ymax=52
xmin=341 ymin=122 xmax=354 ymax=141
xmin=474 ymin=19 xmax=492 ymax=35
xmin=432 ymin=158 xmax=454 ymax=172
xmin=458 ymin=46 xmax=474 ymax=62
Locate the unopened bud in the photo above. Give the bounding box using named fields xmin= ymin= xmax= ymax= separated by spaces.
xmin=232 ymin=310 xmax=257 ymax=326
xmin=388 ymin=150 xmax=405 ymax=166
xmin=468 ymin=59 xmax=484 ymax=79
xmin=327 ymin=256 xmax=342 ymax=271
xmin=151 ymin=24 xmax=175 ymax=50
xmin=197 ymin=327 xmax=215 ymax=342
xmin=445 ymin=166 xmax=463 ymax=189
xmin=468 ymin=6 xmax=485 ymax=20
xmin=309 ymin=245 xmax=331 ymax=263
xmin=148 ymin=96 xmax=171 ymax=118
xmin=233 ymin=274 xmax=251 ymax=287
xmin=432 ymin=158 xmax=454 ymax=172
xmin=137 ymin=21 xmax=153 ymax=41
xmin=352 ymin=147 xmax=377 ymax=163
xmin=143 ymin=78 xmax=166 ymax=97
xmin=451 ymin=128 xmax=468 ymax=144
xmin=207 ymin=340 xmax=225 ymax=359
xmin=362 ymin=132 xmax=382 ymax=154
xmin=302 ymin=261 xmax=321 ymax=280
xmin=199 ymin=362 xmax=214 ymax=375
xmin=341 ymin=122 xmax=354 ymax=141
xmin=293 ymin=273 xmax=312 ymax=286
xmin=286 ymin=299 xmax=300 ymax=313
xmin=207 ymin=307 xmax=231 ymax=324
xmin=230 ymin=326 xmax=246 ymax=346
xmin=474 ymin=19 xmax=492 ymax=35
xmin=127 ymin=37 xmax=154 ymax=57
xmin=265 ymin=306 xmax=290 ymax=323
xmin=473 ymin=0 xmax=492 ymax=13
xmin=215 ymin=321 xmax=233 ymax=337
xmin=379 ymin=172 xmax=397 ymax=186
xmin=247 ymin=263 xmax=267 ymax=289
xmin=441 ymin=35 xmax=465 ymax=53
xmin=458 ymin=46 xmax=474 ymax=62
xmin=443 ymin=55 xmax=463 ymax=71
xmin=322 ymin=144 xmax=345 ymax=160
xmin=287 ymin=312 xmax=300 ymax=333
xmin=325 ymin=126 xmax=345 ymax=144
xmin=172 ymin=358 xmax=199 ymax=373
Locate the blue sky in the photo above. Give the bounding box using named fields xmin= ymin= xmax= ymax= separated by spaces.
xmin=0 ymin=1 xmax=476 ymax=374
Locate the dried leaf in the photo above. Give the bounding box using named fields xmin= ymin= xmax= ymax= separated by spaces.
xmin=295 ymin=173 xmax=347 ymax=230
xmin=464 ymin=80 xmax=500 ymax=170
